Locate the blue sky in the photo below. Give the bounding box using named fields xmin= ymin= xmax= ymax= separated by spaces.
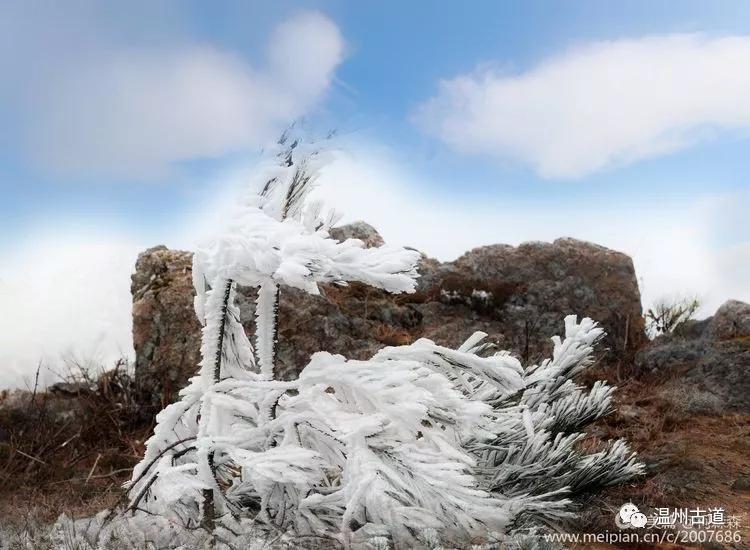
xmin=1 ymin=1 xmax=749 ymax=387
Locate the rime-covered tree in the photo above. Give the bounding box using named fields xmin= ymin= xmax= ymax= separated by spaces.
xmin=123 ymin=132 xmax=642 ymax=548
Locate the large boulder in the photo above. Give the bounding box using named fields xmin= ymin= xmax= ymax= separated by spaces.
xmin=422 ymin=238 xmax=647 ymax=358
xmin=132 ymin=226 xmax=646 ymax=405
xmin=706 ymin=299 xmax=750 ymax=341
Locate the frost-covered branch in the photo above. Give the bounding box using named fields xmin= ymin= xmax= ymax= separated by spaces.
xmin=124 ymin=133 xmax=643 ymax=547
xmin=255 ymin=281 xmax=280 ymax=381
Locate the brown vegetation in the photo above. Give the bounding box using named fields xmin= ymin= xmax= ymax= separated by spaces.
xmin=574 ymin=358 xmax=750 ymax=547
xmin=0 ymin=362 xmax=155 ymax=526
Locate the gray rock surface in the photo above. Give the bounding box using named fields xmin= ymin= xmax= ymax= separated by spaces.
xmin=636 ymin=299 xmax=750 ymax=412
xmin=679 ymin=337 xmax=750 ymax=412
xmin=732 ymin=475 xmax=750 ymax=492
xmin=329 ymin=221 xmax=384 ymax=248
xmin=436 ymin=238 xmax=647 ymax=357
xmin=706 ymin=299 xmax=750 ymax=341
xmin=132 ymin=226 xmax=647 ymax=404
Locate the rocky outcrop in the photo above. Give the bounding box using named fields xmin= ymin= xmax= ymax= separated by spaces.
xmin=422 ymin=238 xmax=647 ymax=357
xmin=132 ymin=225 xmax=646 ymax=405
xmin=131 ymin=246 xmax=201 ymax=406
xmin=706 ymin=299 xmax=750 ymax=341
xmin=636 ymin=299 xmax=750 ymax=412
xmin=329 ymin=221 xmax=384 ymax=248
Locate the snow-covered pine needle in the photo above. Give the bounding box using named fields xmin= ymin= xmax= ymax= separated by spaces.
xmin=123 ymin=134 xmax=643 ymax=548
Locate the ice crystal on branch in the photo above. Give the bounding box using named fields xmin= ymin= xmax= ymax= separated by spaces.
xmin=125 ymin=132 xmax=642 ymax=547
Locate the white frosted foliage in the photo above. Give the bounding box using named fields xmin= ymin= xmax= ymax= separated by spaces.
xmin=125 ymin=133 xmax=642 ymax=547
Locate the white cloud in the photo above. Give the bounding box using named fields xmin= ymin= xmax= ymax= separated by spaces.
xmin=1 ymin=8 xmax=344 ymax=178
xmin=415 ymin=34 xmax=750 ymax=179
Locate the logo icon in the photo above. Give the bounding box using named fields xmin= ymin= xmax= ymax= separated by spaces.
xmin=616 ymin=503 xmax=647 ymax=529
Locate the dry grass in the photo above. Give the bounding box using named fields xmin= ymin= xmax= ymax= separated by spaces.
xmin=373 ymin=323 xmax=413 ymax=346
xmin=571 ymin=359 xmax=750 ymax=546
xmin=0 ymin=361 xmax=156 ymax=527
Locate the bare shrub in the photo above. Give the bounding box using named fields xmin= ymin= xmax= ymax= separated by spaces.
xmin=645 ymin=296 xmax=700 ymax=338
xmin=0 ymin=360 xmax=153 ymax=527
